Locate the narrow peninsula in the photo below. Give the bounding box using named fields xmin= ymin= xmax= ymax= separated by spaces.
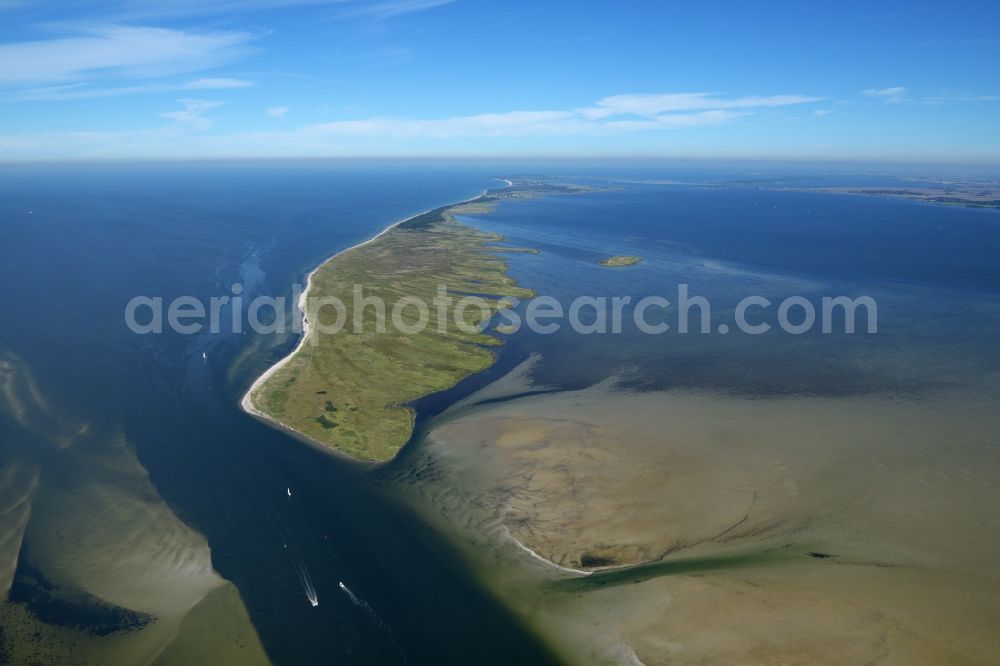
xmin=242 ymin=181 xmax=581 ymax=461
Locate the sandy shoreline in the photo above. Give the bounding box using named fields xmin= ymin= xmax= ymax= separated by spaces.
xmin=238 ymin=184 xmax=502 ymax=438
xmin=505 ymin=529 xmax=591 ymax=576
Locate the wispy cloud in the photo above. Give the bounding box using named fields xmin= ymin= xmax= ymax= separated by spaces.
xmin=161 ymin=98 xmax=223 ymax=130
xmin=577 ymin=93 xmax=823 ymax=119
xmin=863 ymin=86 xmax=908 ymax=103
xmin=336 ymin=0 xmax=456 ymax=20
xmin=116 ymin=0 xmax=343 ymax=14
xmin=921 ymin=94 xmax=1000 ymax=104
xmin=286 ymin=103 xmax=784 ymax=140
xmin=862 ymin=86 xmax=1000 ymax=106
xmin=2 ymin=0 xmax=455 ymax=21
xmin=305 ymin=110 xmax=579 ymax=138
xmin=10 ymin=77 xmax=254 ymax=101
xmin=0 ymin=91 xmax=826 ymax=158
xmin=0 ymin=25 xmax=256 ymax=85
xmin=238 ymin=92 xmax=819 ymax=139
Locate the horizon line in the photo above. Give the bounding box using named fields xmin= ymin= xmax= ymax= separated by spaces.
xmin=2 ymin=155 xmax=999 ymax=168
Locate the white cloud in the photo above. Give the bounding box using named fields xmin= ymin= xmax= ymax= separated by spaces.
xmin=814 ymin=109 xmax=832 ymax=117
xmin=117 ymin=0 xmax=345 ymax=14
xmin=282 ymin=93 xmax=818 ymax=140
xmin=0 ymin=25 xmax=256 ymax=85
xmin=920 ymin=93 xmax=1000 ymax=104
xmin=302 ymin=110 xmax=578 ymax=139
xmin=266 ymin=105 xmax=290 ymax=118
xmin=0 ymin=0 xmax=455 ymax=22
xmin=578 ymin=93 xmax=823 ymax=119
xmin=331 ymin=0 xmax=456 ymax=20
xmin=0 ymin=90 xmax=826 ymax=158
xmin=186 ymin=78 xmax=254 ymax=90
xmin=602 ymin=110 xmax=748 ymax=130
xmin=863 ymin=86 xmax=907 ymax=103
xmin=161 ymin=98 xmax=223 ymax=130
xmin=272 ymin=106 xmax=755 ymax=140
xmin=862 ymin=88 xmax=1000 ymax=106
xmin=9 ymin=77 xmax=254 ymax=101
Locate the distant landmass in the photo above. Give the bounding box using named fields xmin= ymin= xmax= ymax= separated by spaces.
xmin=786 ymin=182 xmax=1000 ymax=208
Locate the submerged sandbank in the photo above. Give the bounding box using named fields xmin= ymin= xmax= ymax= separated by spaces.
xmin=396 ymin=370 xmax=1000 ymax=665
xmin=0 ymin=347 xmax=268 ymax=665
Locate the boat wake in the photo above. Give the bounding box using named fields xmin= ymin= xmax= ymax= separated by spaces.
xmin=339 ymin=581 xmax=407 ymax=663
xmin=275 ymin=519 xmax=318 ymax=607
xmin=266 ymin=491 xmax=320 ymax=608
xmin=338 ymin=581 xmax=369 ymax=612
xmin=287 ymin=543 xmax=318 ymax=607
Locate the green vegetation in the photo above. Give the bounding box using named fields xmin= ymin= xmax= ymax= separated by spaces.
xmin=248 ymin=199 xmax=535 ymax=461
xmin=600 ymin=255 xmax=642 ymax=267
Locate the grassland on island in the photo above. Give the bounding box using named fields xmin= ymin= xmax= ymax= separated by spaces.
xmin=600 ymin=255 xmax=642 ymax=267
xmin=244 ymin=197 xmax=537 ymax=461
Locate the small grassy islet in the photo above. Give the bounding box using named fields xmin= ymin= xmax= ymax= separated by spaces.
xmin=600 ymin=255 xmax=642 ymax=267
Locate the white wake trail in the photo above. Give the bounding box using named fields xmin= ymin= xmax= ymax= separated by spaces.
xmin=281 ymin=535 xmax=318 ymax=607
xmin=338 ymin=581 xmax=407 ymax=663
xmin=338 ymin=581 xmax=368 ymax=611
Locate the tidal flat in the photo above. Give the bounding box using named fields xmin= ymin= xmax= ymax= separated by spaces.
xmin=393 ymin=370 xmax=1000 ymax=665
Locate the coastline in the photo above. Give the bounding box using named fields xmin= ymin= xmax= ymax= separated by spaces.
xmin=237 ymin=176 xmax=606 ymax=572
xmin=238 ymin=183 xmax=504 ymax=449
xmin=505 ymin=528 xmax=591 ymax=577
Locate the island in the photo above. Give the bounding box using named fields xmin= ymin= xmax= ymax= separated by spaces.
xmin=241 ymin=181 xmax=582 ymax=461
xmin=600 ymin=255 xmax=642 ymax=267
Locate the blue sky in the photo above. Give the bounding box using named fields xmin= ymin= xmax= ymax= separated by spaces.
xmin=0 ymin=0 xmax=998 ymax=161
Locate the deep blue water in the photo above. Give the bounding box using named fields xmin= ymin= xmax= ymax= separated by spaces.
xmin=487 ymin=185 xmax=1000 ymax=293
xmin=0 ymin=161 xmax=562 ymax=665
xmin=2 ymin=161 xmax=999 ymax=664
